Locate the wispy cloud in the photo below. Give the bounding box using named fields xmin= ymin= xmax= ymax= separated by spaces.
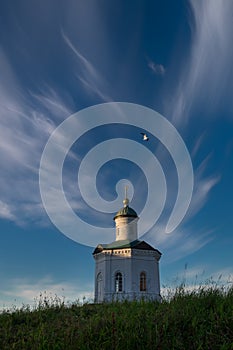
xmin=174 ymin=265 xmax=233 ymax=287
xmin=146 ymin=223 xmax=213 ymax=264
xmin=0 ymin=1 xmax=226 ymax=264
xmin=161 ymin=265 xmax=233 ymax=298
xmin=191 ymin=132 xmax=206 ymax=158
xmin=62 ymin=30 xmax=111 ymax=102
xmin=0 ymin=276 xmax=93 ymax=309
xmin=187 ymin=155 xmax=221 ymax=219
xmin=0 ymin=47 xmax=74 ymax=226
xmin=168 ymin=0 xmax=233 ymax=124
xmin=148 ymin=60 xmax=165 ymax=76
xmin=0 ymin=27 xmax=113 ymax=230
xmin=0 ymin=200 xmax=15 ymax=220
xmin=144 ymin=152 xmax=220 ymax=262
xmin=156 ymin=0 xmax=226 ymax=254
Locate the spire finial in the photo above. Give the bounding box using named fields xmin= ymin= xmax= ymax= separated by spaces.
xmin=123 ymin=185 xmax=129 ymax=207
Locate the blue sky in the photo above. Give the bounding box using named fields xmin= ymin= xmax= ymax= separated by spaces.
xmin=0 ymin=0 xmax=233 ymax=308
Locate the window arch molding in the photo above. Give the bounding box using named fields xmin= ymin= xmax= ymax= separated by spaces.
xmin=114 ymin=271 xmax=123 ymax=292
xmin=140 ymin=271 xmax=147 ymax=292
xmin=97 ymin=272 xmax=102 ymax=282
xmin=96 ymin=272 xmax=103 ymax=302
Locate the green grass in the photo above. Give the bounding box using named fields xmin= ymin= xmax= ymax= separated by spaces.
xmin=0 ymin=286 xmax=232 ymax=350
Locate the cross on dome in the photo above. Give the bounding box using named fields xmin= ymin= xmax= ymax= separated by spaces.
xmin=123 ymin=185 xmax=129 ymax=207
xmin=114 ymin=185 xmax=137 ymax=220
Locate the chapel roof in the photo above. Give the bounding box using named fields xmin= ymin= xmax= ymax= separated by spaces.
xmin=113 ymin=205 xmax=138 ymax=220
xmin=93 ymin=239 xmax=162 ymax=257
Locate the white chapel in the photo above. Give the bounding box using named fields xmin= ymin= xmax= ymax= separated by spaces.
xmin=93 ymin=194 xmax=162 ymax=302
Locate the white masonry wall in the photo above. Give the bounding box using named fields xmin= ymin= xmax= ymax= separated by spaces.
xmin=115 ymin=217 xmax=138 ymax=242
xmin=94 ymin=248 xmax=161 ymax=303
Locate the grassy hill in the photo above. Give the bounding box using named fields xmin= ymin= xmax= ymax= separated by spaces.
xmin=0 ymin=286 xmax=232 ymax=349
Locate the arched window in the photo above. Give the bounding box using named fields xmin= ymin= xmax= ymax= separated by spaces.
xmin=115 ymin=272 xmax=123 ymax=292
xmin=97 ymin=272 xmax=103 ymax=300
xmin=140 ymin=272 xmax=146 ymax=292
